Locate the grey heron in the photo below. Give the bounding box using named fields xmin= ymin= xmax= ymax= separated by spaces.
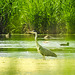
xmin=29 ymin=31 xmax=57 ymax=59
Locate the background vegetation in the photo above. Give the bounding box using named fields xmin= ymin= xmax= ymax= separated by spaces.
xmin=0 ymin=0 xmax=75 ymax=34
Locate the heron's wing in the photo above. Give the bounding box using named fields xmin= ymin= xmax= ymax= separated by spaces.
xmin=39 ymin=45 xmax=57 ymax=57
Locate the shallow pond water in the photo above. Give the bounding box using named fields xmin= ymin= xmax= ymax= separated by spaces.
xmin=0 ymin=34 xmax=75 ymax=75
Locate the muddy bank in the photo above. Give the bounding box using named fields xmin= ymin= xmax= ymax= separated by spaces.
xmin=0 ymin=57 xmax=75 ymax=75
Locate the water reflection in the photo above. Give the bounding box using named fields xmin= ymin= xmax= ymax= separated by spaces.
xmin=0 ymin=51 xmax=75 ymax=59
xmin=0 ymin=40 xmax=75 ymax=49
xmin=0 ymin=34 xmax=75 ymax=50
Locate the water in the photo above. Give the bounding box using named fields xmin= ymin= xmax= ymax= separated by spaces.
xmin=0 ymin=34 xmax=75 ymax=75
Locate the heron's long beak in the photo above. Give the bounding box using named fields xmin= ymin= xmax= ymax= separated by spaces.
xmin=26 ymin=30 xmax=36 ymax=34
xmin=29 ymin=31 xmax=35 ymax=34
xmin=26 ymin=31 xmax=32 ymax=34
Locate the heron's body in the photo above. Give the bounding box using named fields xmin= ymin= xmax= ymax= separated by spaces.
xmin=38 ymin=45 xmax=57 ymax=57
xmin=30 ymin=31 xmax=57 ymax=59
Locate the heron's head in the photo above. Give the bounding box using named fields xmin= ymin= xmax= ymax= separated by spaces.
xmin=29 ymin=30 xmax=37 ymax=34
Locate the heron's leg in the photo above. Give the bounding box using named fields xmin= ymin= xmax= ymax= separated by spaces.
xmin=43 ymin=56 xmax=46 ymax=60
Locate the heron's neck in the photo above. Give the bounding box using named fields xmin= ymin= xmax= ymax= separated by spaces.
xmin=35 ymin=33 xmax=39 ymax=47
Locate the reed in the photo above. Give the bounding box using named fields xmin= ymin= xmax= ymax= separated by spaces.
xmin=0 ymin=0 xmax=75 ymax=34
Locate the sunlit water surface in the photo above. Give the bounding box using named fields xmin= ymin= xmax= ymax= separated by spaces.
xmin=0 ymin=34 xmax=75 ymax=75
